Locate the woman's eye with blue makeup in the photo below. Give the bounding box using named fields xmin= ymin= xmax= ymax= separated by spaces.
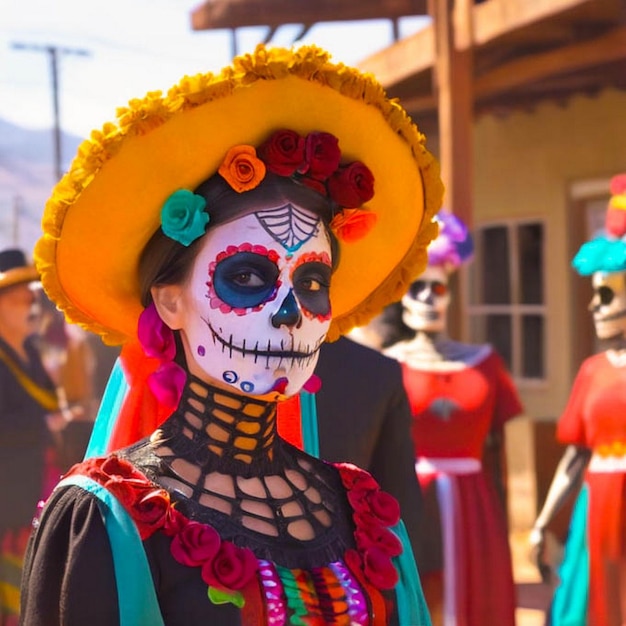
xmin=230 ymin=270 xmax=265 ymax=288
xmin=214 ymin=252 xmax=279 ymax=308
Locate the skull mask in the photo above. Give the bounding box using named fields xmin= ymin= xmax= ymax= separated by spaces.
xmin=401 ymin=265 xmax=450 ymax=333
xmin=590 ymin=271 xmax=626 ymax=341
xmin=166 ymin=204 xmax=333 ymax=398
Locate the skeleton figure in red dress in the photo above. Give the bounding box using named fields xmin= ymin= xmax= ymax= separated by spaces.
xmin=384 ymin=210 xmax=523 ymax=626
xmin=531 ymin=174 xmax=626 ymax=626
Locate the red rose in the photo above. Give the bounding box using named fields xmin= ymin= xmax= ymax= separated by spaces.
xmin=132 ymin=489 xmax=171 ymax=539
xmin=353 ymin=509 xmax=381 ymax=531
xmin=171 ymin=520 xmax=221 ymax=567
xmin=327 ymin=162 xmax=374 ymax=207
xmin=258 ymin=129 xmax=305 ymax=176
xmin=336 ymin=463 xmax=379 ymax=491
xmin=304 ymin=132 xmax=341 ymax=180
xmin=363 ymin=547 xmax=399 ymax=590
xmin=201 ymin=542 xmax=258 ymax=590
xmin=100 ymin=456 xmax=144 ymax=481
xmin=366 ymin=490 xmax=401 ymax=527
xmin=354 ymin=525 xmax=403 ymax=558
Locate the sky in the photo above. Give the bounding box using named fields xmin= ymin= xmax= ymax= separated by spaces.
xmin=1 ymin=0 xmax=429 ymax=138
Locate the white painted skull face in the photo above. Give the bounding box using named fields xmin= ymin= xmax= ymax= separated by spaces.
xmin=177 ymin=204 xmax=333 ymax=397
xmin=401 ymin=265 xmax=450 ymax=333
xmin=590 ymin=271 xmax=626 ymax=340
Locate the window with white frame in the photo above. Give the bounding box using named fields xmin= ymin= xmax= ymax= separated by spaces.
xmin=466 ymin=219 xmax=546 ymax=382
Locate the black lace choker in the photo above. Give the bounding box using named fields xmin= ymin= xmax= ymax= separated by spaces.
xmin=155 ymin=374 xmax=281 ymax=476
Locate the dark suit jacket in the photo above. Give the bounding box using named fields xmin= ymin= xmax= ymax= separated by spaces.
xmin=313 ymin=336 xmax=425 ymax=568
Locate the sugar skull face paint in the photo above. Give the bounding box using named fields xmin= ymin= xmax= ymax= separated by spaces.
xmin=401 ymin=265 xmax=450 ymax=333
xmin=177 ymin=205 xmax=333 ymax=396
xmin=590 ymin=271 xmax=626 ymax=340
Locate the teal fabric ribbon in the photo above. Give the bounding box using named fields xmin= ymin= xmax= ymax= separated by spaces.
xmin=549 ymin=484 xmax=589 ymax=626
xmin=57 ymin=475 xmax=164 ymax=626
xmin=85 ymin=358 xmax=128 ymax=458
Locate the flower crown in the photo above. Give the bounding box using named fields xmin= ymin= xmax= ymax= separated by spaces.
xmin=161 ymin=129 xmax=377 ymax=247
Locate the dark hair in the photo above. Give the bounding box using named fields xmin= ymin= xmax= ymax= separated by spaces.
xmin=139 ymin=173 xmax=340 ymax=306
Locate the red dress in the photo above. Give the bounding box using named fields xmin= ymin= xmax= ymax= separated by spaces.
xmin=556 ymin=352 xmax=626 ymax=626
xmin=401 ymin=348 xmax=522 ymax=626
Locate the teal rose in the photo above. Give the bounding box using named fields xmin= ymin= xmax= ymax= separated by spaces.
xmin=161 ymin=189 xmax=209 ymax=246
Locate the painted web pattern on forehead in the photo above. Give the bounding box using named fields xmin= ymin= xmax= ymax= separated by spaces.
xmin=255 ymin=204 xmax=321 ymax=253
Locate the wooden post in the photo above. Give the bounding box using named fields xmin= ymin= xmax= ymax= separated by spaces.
xmin=429 ymin=0 xmax=474 ymax=229
xmin=429 ymin=0 xmax=475 ymax=339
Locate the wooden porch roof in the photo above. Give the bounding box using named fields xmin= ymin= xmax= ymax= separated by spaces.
xmin=189 ymin=0 xmax=626 ymax=230
xmin=358 ymin=0 xmax=626 ymax=121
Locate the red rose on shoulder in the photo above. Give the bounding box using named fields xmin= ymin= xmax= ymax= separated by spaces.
xmin=202 ymin=542 xmax=258 ymax=590
xmin=258 ymin=129 xmax=305 ymax=176
xmin=363 ymin=547 xmax=399 ymax=590
xmin=304 ymin=132 xmax=341 ymax=180
xmin=366 ymin=490 xmax=401 ymax=527
xmin=327 ymin=161 xmax=374 ymax=207
xmin=355 ymin=525 xmax=403 ymax=558
xmin=132 ymin=489 xmax=171 ymax=539
xmin=100 ymin=455 xmax=144 ymax=481
xmin=335 ymin=463 xmax=379 ymax=491
xmin=171 ymin=520 xmax=221 ymax=567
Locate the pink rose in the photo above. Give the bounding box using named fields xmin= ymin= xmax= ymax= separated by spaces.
xmin=137 ymin=302 xmax=176 ymax=361
xmin=363 ymin=547 xmax=399 ymax=590
xmin=304 ymin=132 xmax=341 ymax=180
xmin=327 ymin=162 xmax=374 ymax=207
xmin=201 ymin=542 xmax=258 ymax=590
xmin=258 ymin=129 xmax=306 ymax=176
xmin=171 ymin=520 xmax=221 ymax=567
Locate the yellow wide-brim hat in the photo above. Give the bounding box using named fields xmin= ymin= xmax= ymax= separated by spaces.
xmin=35 ymin=44 xmax=443 ymax=345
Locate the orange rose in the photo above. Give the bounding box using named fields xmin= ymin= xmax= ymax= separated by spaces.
xmin=330 ymin=208 xmax=377 ymax=243
xmin=218 ymin=145 xmax=266 ymax=193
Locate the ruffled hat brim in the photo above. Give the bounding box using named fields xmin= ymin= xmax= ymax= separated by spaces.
xmin=35 ymin=45 xmax=442 ymax=345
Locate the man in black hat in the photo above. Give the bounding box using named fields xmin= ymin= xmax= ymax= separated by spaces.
xmin=0 ymin=248 xmax=64 ymax=624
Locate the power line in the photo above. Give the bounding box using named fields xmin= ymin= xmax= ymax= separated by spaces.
xmin=11 ymin=42 xmax=90 ymax=181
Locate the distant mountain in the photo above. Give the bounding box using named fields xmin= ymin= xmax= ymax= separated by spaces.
xmin=0 ymin=118 xmax=82 ymax=252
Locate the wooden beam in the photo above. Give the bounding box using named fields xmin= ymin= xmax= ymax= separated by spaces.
xmin=431 ymin=0 xmax=474 ymax=228
xmin=474 ymin=26 xmax=626 ymax=99
xmin=357 ymin=23 xmax=435 ymax=85
xmin=357 ymin=0 xmax=600 ymax=83
xmin=191 ymin=0 xmax=428 ymax=30
xmin=472 ymin=0 xmax=600 ymax=48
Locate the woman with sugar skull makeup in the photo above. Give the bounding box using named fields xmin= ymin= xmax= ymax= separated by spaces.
xmin=530 ymin=174 xmax=626 ymax=626
xmin=383 ymin=210 xmax=523 ymax=626
xmin=19 ymin=46 xmax=443 ymax=626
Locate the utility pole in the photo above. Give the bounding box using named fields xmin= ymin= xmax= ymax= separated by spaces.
xmin=11 ymin=43 xmax=90 ymax=181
